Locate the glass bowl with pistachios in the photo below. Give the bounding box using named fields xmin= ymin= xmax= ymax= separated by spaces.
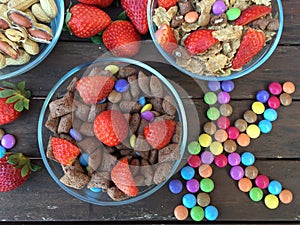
xmin=148 ymin=0 xmax=283 ymax=81
xmin=0 ymin=0 xmax=64 ymax=80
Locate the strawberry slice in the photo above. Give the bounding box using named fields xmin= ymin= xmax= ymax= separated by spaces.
xmin=158 ymin=0 xmax=178 ymax=10
xmin=111 ymin=158 xmax=139 ymax=197
xmin=75 ymin=75 xmax=115 ymax=104
xmin=232 ymin=28 xmax=266 ymax=70
xmin=155 ymin=24 xmax=178 ymax=54
xmin=144 ymin=120 xmax=176 ymax=150
xmin=235 ymin=5 xmax=272 ymax=26
xmin=51 ymin=137 xmax=81 ymax=166
xmin=184 ymin=29 xmax=219 ymax=55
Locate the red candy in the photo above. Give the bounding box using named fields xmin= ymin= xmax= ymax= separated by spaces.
xmin=227 ymin=126 xmax=240 ymax=140
xmin=217 ymin=116 xmax=231 ymax=130
xmin=255 ymin=174 xmax=270 ymax=189
xmin=268 ymin=96 xmax=280 ymax=109
xmin=188 ymin=155 xmax=201 ymax=168
xmin=214 ymin=154 xmax=228 ymax=168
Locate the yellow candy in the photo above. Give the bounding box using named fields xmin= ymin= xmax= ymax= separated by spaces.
xmin=129 ymin=134 xmax=136 ymax=148
xmin=104 ymin=64 xmax=119 ymax=74
xmin=198 ymin=134 xmax=212 ymax=147
xmin=252 ymin=102 xmax=265 ymax=115
xmin=246 ymin=124 xmax=261 ymax=139
xmin=209 ymin=141 xmax=223 ymax=155
xmin=264 ymin=194 xmax=279 ymax=209
xmin=141 ymin=103 xmax=152 ymax=113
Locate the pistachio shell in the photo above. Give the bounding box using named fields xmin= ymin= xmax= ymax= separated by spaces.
xmin=7 ymin=0 xmax=39 ymax=11
xmin=4 ymin=26 xmax=27 ymax=42
xmin=0 ymin=3 xmax=8 ymax=16
xmin=24 ymin=8 xmax=37 ymax=23
xmin=6 ymin=49 xmax=30 ymax=65
xmin=40 ymin=0 xmax=57 ymax=18
xmin=31 ymin=3 xmax=51 ymax=23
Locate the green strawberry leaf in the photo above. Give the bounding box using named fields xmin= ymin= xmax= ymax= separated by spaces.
xmin=21 ymin=164 xmax=29 ymax=177
xmin=17 ymin=81 xmax=25 ymax=91
xmin=2 ymin=81 xmax=16 ymax=89
xmin=24 ymin=90 xmax=31 ymax=99
xmin=274 ymin=12 xmax=279 ymax=19
xmin=64 ymin=1 xmax=73 ymax=33
xmin=0 ymin=89 xmax=16 ymax=98
xmin=23 ymin=98 xmax=30 ymax=110
xmin=14 ymin=100 xmax=24 ymax=112
xmin=30 ymin=164 xmax=41 ymax=172
xmin=7 ymin=157 xmax=18 ymax=165
xmin=91 ymin=34 xmax=103 ymax=45
xmin=118 ymin=11 xmax=127 ymax=20
xmin=6 ymin=94 xmax=20 ymax=104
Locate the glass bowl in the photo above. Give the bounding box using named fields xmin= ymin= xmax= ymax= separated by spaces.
xmin=0 ymin=0 xmax=64 ymax=80
xmin=38 ymin=57 xmax=188 ymax=206
xmin=148 ymin=0 xmax=283 ymax=81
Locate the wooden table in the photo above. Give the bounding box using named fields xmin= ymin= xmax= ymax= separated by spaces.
xmin=0 ymin=0 xmax=299 ymax=224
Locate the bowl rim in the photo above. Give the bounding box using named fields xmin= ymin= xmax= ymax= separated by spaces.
xmin=0 ymin=0 xmax=65 ymax=80
xmin=38 ymin=57 xmax=188 ymax=206
xmin=147 ymin=0 xmax=284 ymax=81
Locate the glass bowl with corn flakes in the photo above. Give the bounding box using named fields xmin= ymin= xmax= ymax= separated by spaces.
xmin=0 ymin=0 xmax=64 ymax=80
xmin=148 ymin=0 xmax=283 ymax=81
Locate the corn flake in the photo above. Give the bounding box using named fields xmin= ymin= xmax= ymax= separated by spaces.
xmin=212 ymin=25 xmax=243 ymax=41
xmin=205 ymin=54 xmax=229 ymax=73
xmin=251 ymin=0 xmax=271 ymax=6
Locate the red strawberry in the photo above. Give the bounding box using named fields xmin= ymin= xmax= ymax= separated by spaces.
xmin=102 ymin=20 xmax=141 ymax=57
xmin=0 ymin=81 xmax=31 ymax=125
xmin=120 ymin=0 xmax=148 ymax=34
xmin=94 ymin=110 xmax=129 ymax=147
xmin=184 ymin=29 xmax=219 ymax=55
xmin=66 ymin=4 xmax=111 ymax=38
xmin=75 ymin=76 xmax=115 ymax=104
xmin=51 ymin=137 xmax=81 ymax=166
xmin=235 ymin=5 xmax=272 ymax=26
xmin=111 ymin=158 xmax=139 ymax=197
xmin=77 ymin=0 xmax=114 ymax=8
xmin=0 ymin=152 xmax=40 ymax=192
xmin=144 ymin=120 xmax=176 ymax=150
xmin=155 ymin=24 xmax=178 ymax=54
xmin=232 ymin=28 xmax=266 ymax=70
xmin=158 ymin=0 xmax=178 ymax=10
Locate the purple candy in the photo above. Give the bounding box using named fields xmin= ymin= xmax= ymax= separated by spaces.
xmin=141 ymin=110 xmax=155 ymax=122
xmin=221 ymin=81 xmax=234 ymax=92
xmin=70 ymin=128 xmax=82 ymax=142
xmin=186 ymin=178 xmax=200 ymax=193
xmin=208 ymin=81 xmax=221 ymax=92
xmin=1 ymin=134 xmax=16 ymax=149
xmin=228 ymin=152 xmax=241 ymax=166
xmin=201 ymin=151 xmax=214 ymax=165
xmin=230 ymin=166 xmax=244 ymax=180
xmin=212 ymin=0 xmax=227 ymax=15
xmin=218 ymin=91 xmax=230 ymax=104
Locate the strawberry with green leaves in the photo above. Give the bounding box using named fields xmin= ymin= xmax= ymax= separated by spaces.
xmin=120 ymin=0 xmax=148 ymax=34
xmin=51 ymin=137 xmax=81 ymax=166
xmin=232 ymin=28 xmax=266 ymax=70
xmin=66 ymin=3 xmax=111 ymax=38
xmin=144 ymin=120 xmax=176 ymax=150
xmin=75 ymin=75 xmax=115 ymax=104
xmin=77 ymin=0 xmax=114 ymax=8
xmin=94 ymin=110 xmax=129 ymax=147
xmin=235 ymin=5 xmax=272 ymax=26
xmin=111 ymin=158 xmax=139 ymax=197
xmin=184 ymin=29 xmax=219 ymax=55
xmin=155 ymin=24 xmax=178 ymax=54
xmin=103 ymin=20 xmax=141 ymax=57
xmin=0 ymin=81 xmax=31 ymax=125
xmin=0 ymin=152 xmax=40 ymax=192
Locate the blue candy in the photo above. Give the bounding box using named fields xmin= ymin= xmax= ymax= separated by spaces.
xmin=169 ymin=179 xmax=183 ymax=194
xmin=79 ymin=153 xmax=89 ymax=166
xmin=180 ymin=166 xmax=195 ymax=180
xmin=221 ymin=80 xmax=234 ymax=92
xmin=263 ymin=108 xmax=278 ymax=122
xmin=138 ymin=96 xmax=146 ymax=106
xmin=268 ymin=180 xmax=282 ymax=195
xmin=70 ymin=128 xmax=82 ymax=142
xmin=97 ymin=98 xmax=107 ymax=104
xmin=205 ymin=205 xmax=219 ymax=221
xmin=258 ymin=119 xmax=272 ymax=134
xmin=241 ymin=152 xmax=255 ymax=166
xmin=115 ymin=79 xmax=129 ymax=93
xmin=182 ymin=193 xmax=196 ymax=209
xmin=256 ymin=90 xmax=270 ymax=103
xmin=90 ymin=187 xmax=102 ymax=193
xmin=208 ymin=81 xmax=221 ymax=92
xmin=0 ymin=146 xmax=6 ymax=158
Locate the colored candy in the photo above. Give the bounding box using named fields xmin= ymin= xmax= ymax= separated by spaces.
xmin=169 ymin=179 xmax=183 ymax=194
xmin=268 ymin=180 xmax=282 ymax=195
xmin=279 ymin=189 xmax=293 ymax=204
xmin=1 ymin=134 xmax=16 ymax=149
xmin=234 ymin=119 xmax=248 ymax=132
xmin=141 ymin=103 xmax=152 ymax=113
xmin=138 ymin=96 xmax=146 ymax=106
xmin=204 ymin=205 xmax=218 ymax=221
xmin=268 ymin=82 xmax=282 ymax=95
xmin=199 ymin=133 xmax=212 ymax=147
xmin=282 ymin=81 xmax=295 ymax=94
xmin=255 ymin=174 xmax=270 ymax=189
xmin=186 ymin=178 xmax=200 ymax=193
xmin=245 ymin=166 xmax=259 ymax=180
xmin=104 ymin=64 xmax=119 ymax=74
xmin=227 ymin=126 xmax=239 ymax=140
xmin=198 ymin=164 xmax=213 ymax=178
xmin=214 ymin=129 xmax=228 ymax=143
xmin=238 ymin=178 xmax=252 ymax=192
xmin=200 ymin=178 xmax=214 ymax=193
xmin=203 ymin=122 xmax=217 ymax=135
xmin=141 ymin=110 xmax=154 ymax=122
xmin=256 ymin=90 xmax=270 ymax=103
xmin=70 ymin=128 xmax=82 ymax=142
xmin=207 ymin=107 xmax=220 ymax=121
xmin=212 ymin=0 xmax=227 ymax=15
xmin=209 ymin=141 xmax=223 ymax=155
xmin=217 ymin=91 xmax=230 ymax=104
xmin=228 ymin=152 xmax=241 ymax=166
xmin=279 ymin=93 xmax=292 ymax=106
xmin=190 ymin=206 xmax=204 ymax=221
xmin=264 ymin=194 xmax=279 ymax=209
xmin=219 ymin=103 xmax=233 ymax=117
xmin=79 ymin=153 xmax=89 ymax=166
xmin=129 ymin=134 xmax=136 ymax=148
xmin=223 ymin=139 xmax=237 ymax=153
xmin=217 ymin=116 xmax=230 ymax=130
xmin=208 ymin=81 xmax=221 ymax=91
xmin=230 ymin=166 xmax=244 ymax=180
xmin=181 ymin=166 xmax=195 ymax=180
xmin=182 ymin=193 xmax=197 ymax=208
xmin=246 ymin=124 xmax=260 ymax=139
xmin=241 ymin=152 xmax=255 ymax=166
xmin=249 ymin=187 xmax=263 ymax=202
xmin=204 ymin=92 xmax=217 ymax=105
xmin=89 ymin=187 xmax=102 ymax=193
xmin=214 ymin=154 xmax=228 ymax=168
xmin=115 ymin=79 xmax=129 ymax=92
xmin=252 ymin=101 xmax=265 ymax=115
xmin=221 ymin=80 xmax=234 ymax=92
xmin=188 ymin=141 xmax=201 ymax=155
xmin=244 ymin=110 xmax=257 ymax=123
xmin=0 ymin=145 xmax=6 ymax=158
xmin=201 ymin=151 xmax=214 ymax=165
xmin=236 ymin=133 xmax=250 ymax=147
xmin=226 ymin=7 xmax=241 ymax=21
xmin=197 ymin=192 xmax=211 ymax=207
xmin=174 ymin=205 xmax=189 ymax=220
xmin=188 ymin=155 xmax=201 ymax=168
xmin=263 ymin=108 xmax=278 ymax=122
xmin=258 ymin=119 xmax=272 ymax=134
xmin=268 ymin=96 xmax=280 ymax=109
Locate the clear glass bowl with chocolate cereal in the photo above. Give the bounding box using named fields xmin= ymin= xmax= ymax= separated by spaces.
xmin=38 ymin=57 xmax=188 ymax=206
xmin=0 ymin=0 xmax=64 ymax=80
xmin=148 ymin=0 xmax=283 ymax=81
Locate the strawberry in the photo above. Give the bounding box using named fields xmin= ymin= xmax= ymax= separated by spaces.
xmin=66 ymin=4 xmax=111 ymax=38
xmin=0 ymin=81 xmax=30 ymax=125
xmin=0 ymin=152 xmax=40 ymax=192
xmin=102 ymin=20 xmax=141 ymax=57
xmin=232 ymin=28 xmax=266 ymax=70
xmin=51 ymin=137 xmax=81 ymax=166
xmin=77 ymin=0 xmax=114 ymax=8
xmin=75 ymin=75 xmax=115 ymax=104
xmin=155 ymin=24 xmax=178 ymax=54
xmin=184 ymin=29 xmax=219 ymax=55
xmin=111 ymin=158 xmax=139 ymax=197
xmin=94 ymin=110 xmax=129 ymax=147
xmin=158 ymin=0 xmax=178 ymax=10
xmin=120 ymin=0 xmax=148 ymax=34
xmin=144 ymin=120 xmax=176 ymax=150
xmin=235 ymin=5 xmax=272 ymax=26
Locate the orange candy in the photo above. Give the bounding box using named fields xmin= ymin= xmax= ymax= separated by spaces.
xmin=238 ymin=178 xmax=253 ymax=192
xmin=214 ymin=129 xmax=228 ymax=143
xmin=279 ymin=189 xmax=293 ymax=204
xmin=174 ymin=205 xmax=189 ymax=220
xmin=237 ymin=133 xmax=250 ymax=147
xmin=185 ymin=11 xmax=199 ymax=23
xmin=282 ymin=81 xmax=295 ymax=94
xmin=198 ymin=164 xmax=213 ymax=178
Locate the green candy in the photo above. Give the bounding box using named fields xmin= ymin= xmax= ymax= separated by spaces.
xmin=200 ymin=178 xmax=215 ymax=193
xmin=188 ymin=141 xmax=201 ymax=155
xmin=226 ymin=7 xmax=241 ymax=21
xmin=204 ymin=92 xmax=217 ymax=105
xmin=249 ymin=187 xmax=264 ymax=202
xmin=190 ymin=206 xmax=204 ymax=221
xmin=207 ymin=107 xmax=220 ymax=121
